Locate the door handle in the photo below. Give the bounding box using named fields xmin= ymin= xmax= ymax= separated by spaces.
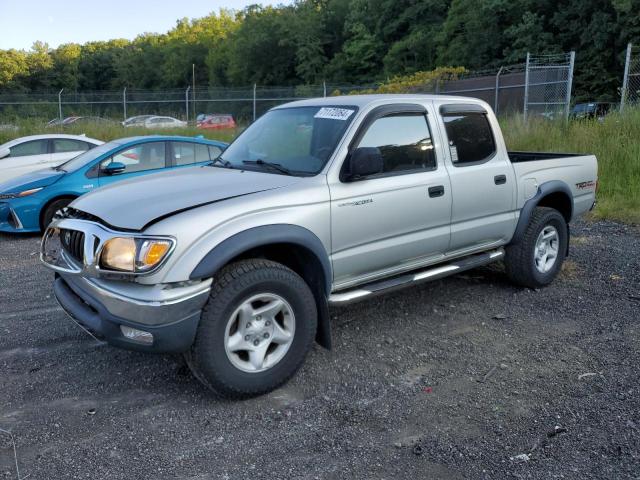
xmin=494 ymin=174 xmax=507 ymax=185
xmin=428 ymin=185 xmax=445 ymax=198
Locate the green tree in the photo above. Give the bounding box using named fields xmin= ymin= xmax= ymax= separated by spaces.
xmin=51 ymin=43 xmax=82 ymax=90
xmin=0 ymin=49 xmax=29 ymax=90
xmin=24 ymin=41 xmax=53 ymax=90
xmin=226 ymin=6 xmax=298 ymax=85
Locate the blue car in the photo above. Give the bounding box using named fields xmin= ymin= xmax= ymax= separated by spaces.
xmin=0 ymin=135 xmax=227 ymax=233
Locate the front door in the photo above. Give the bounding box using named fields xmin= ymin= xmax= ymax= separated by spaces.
xmin=98 ymin=141 xmax=168 ymax=187
xmin=0 ymin=139 xmax=51 ymax=183
xmin=330 ymin=107 xmax=452 ymax=288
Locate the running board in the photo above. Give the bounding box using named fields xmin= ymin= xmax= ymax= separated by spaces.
xmin=328 ymin=248 xmax=504 ymax=305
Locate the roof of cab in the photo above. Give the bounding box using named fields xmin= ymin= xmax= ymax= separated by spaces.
xmin=275 ymin=94 xmax=488 ymax=110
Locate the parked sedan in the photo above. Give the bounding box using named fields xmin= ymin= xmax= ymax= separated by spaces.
xmin=144 ymin=116 xmax=187 ymax=129
xmin=197 ymin=114 xmax=237 ymax=130
xmin=0 ymin=134 xmax=103 ymax=184
xmin=122 ymin=115 xmax=155 ymax=127
xmin=0 ymin=135 xmax=227 ymax=233
xmin=63 ymin=116 xmax=117 ymax=126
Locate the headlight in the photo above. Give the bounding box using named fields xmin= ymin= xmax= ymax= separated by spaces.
xmin=0 ymin=187 xmax=43 ymax=199
xmin=17 ymin=187 xmax=43 ymax=197
xmin=100 ymin=237 xmax=173 ymax=273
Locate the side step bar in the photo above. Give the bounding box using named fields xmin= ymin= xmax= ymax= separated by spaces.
xmin=328 ymin=248 xmax=504 ymax=305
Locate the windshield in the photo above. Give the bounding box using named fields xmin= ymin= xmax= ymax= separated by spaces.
xmin=573 ymin=103 xmax=596 ymax=114
xmin=56 ymin=141 xmax=122 ymax=172
xmin=219 ymin=106 xmax=358 ymax=175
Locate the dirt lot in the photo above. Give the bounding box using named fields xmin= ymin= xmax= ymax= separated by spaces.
xmin=1 ymin=219 xmax=639 ymax=479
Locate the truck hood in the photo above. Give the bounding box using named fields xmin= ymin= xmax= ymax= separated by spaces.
xmin=71 ymin=165 xmax=301 ymax=230
xmin=0 ymin=168 xmax=64 ymax=194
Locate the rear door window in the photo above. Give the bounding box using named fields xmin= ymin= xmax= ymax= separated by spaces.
xmin=171 ymin=142 xmax=211 ymax=166
xmin=53 ymin=139 xmax=91 ymax=153
xmin=442 ymin=112 xmax=496 ymax=166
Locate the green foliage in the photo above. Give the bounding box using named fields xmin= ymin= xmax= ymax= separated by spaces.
xmin=333 ymin=66 xmax=467 ymax=94
xmin=0 ymin=0 xmax=638 ymax=100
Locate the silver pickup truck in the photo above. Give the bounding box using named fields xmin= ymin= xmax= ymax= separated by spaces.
xmin=41 ymin=95 xmax=598 ymax=398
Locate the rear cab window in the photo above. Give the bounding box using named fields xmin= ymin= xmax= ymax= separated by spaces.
xmin=441 ymin=106 xmax=496 ymax=166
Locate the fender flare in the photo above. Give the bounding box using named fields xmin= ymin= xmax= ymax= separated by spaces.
xmin=511 ymin=180 xmax=573 ymax=246
xmin=189 ymin=225 xmax=333 ymax=349
xmin=189 ymin=224 xmax=331 ymax=289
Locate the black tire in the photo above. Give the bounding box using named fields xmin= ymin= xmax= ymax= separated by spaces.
xmin=504 ymin=207 xmax=568 ymax=288
xmin=185 ymin=259 xmax=317 ymax=399
xmin=41 ymin=198 xmax=72 ymax=230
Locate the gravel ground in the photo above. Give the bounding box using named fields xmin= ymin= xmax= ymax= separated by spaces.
xmin=1 ymin=219 xmax=639 ymax=479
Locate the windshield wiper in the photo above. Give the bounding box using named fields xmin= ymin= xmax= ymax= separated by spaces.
xmin=242 ymin=159 xmax=293 ymax=176
xmin=210 ymin=156 xmax=233 ymax=168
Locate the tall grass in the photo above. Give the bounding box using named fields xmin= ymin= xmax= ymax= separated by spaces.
xmin=0 ymin=120 xmax=239 ymax=145
xmin=502 ymin=109 xmax=640 ymax=224
xmin=1 ymin=110 xmax=639 ymax=223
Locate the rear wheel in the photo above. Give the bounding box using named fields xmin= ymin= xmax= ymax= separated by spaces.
xmin=504 ymin=207 xmax=568 ymax=288
xmin=41 ymin=198 xmax=72 ymax=231
xmin=185 ymin=259 xmax=317 ymax=399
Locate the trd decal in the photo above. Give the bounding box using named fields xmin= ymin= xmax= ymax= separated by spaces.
xmin=576 ymin=180 xmax=596 ymax=189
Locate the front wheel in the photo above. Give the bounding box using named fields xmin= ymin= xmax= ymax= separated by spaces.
xmin=41 ymin=198 xmax=72 ymax=231
xmin=504 ymin=207 xmax=568 ymax=288
xmin=185 ymin=259 xmax=317 ymax=399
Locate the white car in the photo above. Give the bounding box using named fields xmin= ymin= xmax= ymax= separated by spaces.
xmin=0 ymin=134 xmax=103 ymax=183
xmin=143 ymin=116 xmax=187 ymax=129
xmin=122 ymin=115 xmax=155 ymax=127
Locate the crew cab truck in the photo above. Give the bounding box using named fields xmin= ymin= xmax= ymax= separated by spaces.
xmin=41 ymin=95 xmax=598 ymax=398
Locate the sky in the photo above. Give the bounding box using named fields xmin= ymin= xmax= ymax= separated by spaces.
xmin=0 ymin=0 xmax=289 ymax=50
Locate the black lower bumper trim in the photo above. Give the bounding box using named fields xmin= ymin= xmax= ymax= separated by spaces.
xmin=53 ymin=275 xmax=201 ymax=353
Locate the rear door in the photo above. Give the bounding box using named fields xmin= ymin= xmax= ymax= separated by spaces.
xmin=436 ymin=104 xmax=516 ymax=254
xmin=49 ymin=138 xmax=92 ymax=168
xmin=0 ymin=139 xmax=51 ymax=182
xmin=97 ymin=141 xmax=168 ymax=187
xmin=330 ymin=104 xmax=452 ymax=287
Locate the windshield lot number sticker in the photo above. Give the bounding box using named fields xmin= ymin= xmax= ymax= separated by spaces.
xmin=314 ymin=107 xmax=355 ymax=121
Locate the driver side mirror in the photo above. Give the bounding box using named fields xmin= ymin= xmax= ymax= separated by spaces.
xmin=343 ymin=147 xmax=383 ymax=181
xmin=101 ymin=161 xmax=126 ymax=175
xmin=0 ymin=148 xmax=10 ymax=159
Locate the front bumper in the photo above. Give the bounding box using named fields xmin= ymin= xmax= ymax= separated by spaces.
xmin=0 ymin=198 xmax=42 ymax=233
xmin=53 ymin=273 xmax=211 ymax=353
xmin=0 ymin=201 xmax=38 ymax=233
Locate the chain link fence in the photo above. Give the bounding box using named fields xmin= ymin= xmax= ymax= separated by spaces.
xmin=523 ymin=52 xmax=575 ymax=120
xmin=0 ymin=52 xmax=579 ymax=125
xmin=621 ymin=43 xmax=640 ymax=111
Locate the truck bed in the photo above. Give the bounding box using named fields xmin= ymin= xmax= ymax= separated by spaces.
xmin=508 ymin=151 xmax=585 ymax=163
xmin=508 ymin=151 xmax=598 ymax=221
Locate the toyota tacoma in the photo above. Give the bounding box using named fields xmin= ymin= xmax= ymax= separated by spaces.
xmin=41 ymin=95 xmax=598 ymax=398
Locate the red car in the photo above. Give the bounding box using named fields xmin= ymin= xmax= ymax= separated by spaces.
xmin=197 ymin=114 xmax=237 ymax=130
